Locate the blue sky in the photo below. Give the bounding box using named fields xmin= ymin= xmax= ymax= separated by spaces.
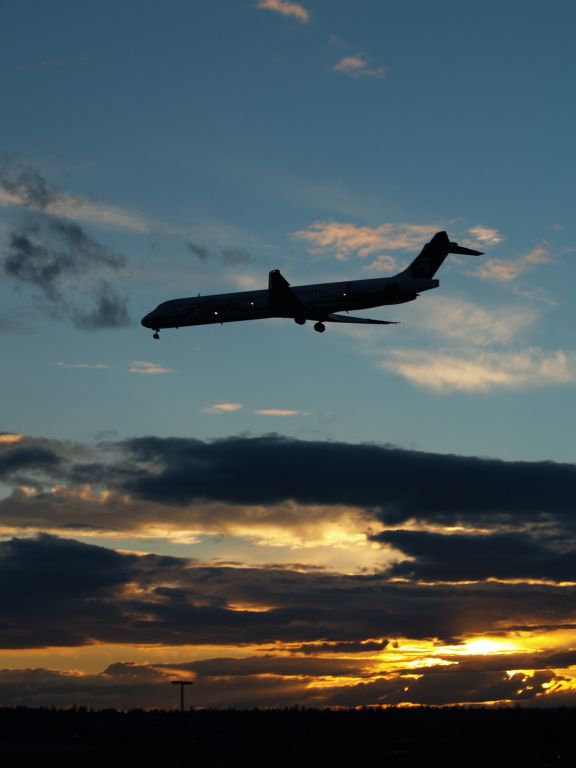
xmin=1 ymin=0 xmax=576 ymax=709
xmin=2 ymin=0 xmax=575 ymax=461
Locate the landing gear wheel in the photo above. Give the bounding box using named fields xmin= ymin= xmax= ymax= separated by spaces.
xmin=313 ymin=322 xmax=326 ymax=333
xmin=153 ymin=331 xmax=160 ymax=340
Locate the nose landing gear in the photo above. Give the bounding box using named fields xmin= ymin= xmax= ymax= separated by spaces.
xmin=313 ymin=322 xmax=326 ymax=333
xmin=153 ymin=330 xmax=160 ymax=340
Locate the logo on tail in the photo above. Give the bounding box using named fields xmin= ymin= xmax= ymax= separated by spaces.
xmin=406 ymin=231 xmax=483 ymax=279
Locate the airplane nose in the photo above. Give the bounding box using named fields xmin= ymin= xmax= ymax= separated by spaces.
xmin=141 ymin=313 xmax=153 ymax=328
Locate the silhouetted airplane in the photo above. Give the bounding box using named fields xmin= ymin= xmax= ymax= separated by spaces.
xmin=141 ymin=231 xmax=482 ymax=337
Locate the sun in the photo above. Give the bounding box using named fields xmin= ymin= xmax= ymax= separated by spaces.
xmin=462 ymin=638 xmax=517 ymax=655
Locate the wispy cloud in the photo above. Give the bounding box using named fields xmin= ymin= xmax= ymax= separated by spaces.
xmin=410 ymin=297 xmax=537 ymax=347
xmin=468 ymin=226 xmax=504 ymax=247
xmin=128 ymin=361 xmax=174 ymax=375
xmin=0 ymin=170 xmax=150 ymax=234
xmin=57 ymin=362 xmax=111 ymax=369
xmin=332 ymin=55 xmax=385 ymax=79
xmin=201 ymin=403 xmax=244 ymax=414
xmin=292 ymin=221 xmax=439 ymax=261
xmin=257 ymin=0 xmax=310 ymax=23
xmin=253 ymin=409 xmax=309 ymax=416
xmin=473 ymin=246 xmax=553 ymax=283
xmin=380 ymin=348 xmax=576 ymax=393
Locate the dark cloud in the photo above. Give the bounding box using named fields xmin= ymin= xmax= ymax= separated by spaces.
xmin=325 ymin=669 xmax=563 ymax=708
xmin=73 ymin=281 xmax=129 ymax=329
xmin=295 ymin=639 xmax=390 ymax=655
xmin=0 ymin=445 xmax=63 ymax=483
xmin=372 ymin=530 xmax=576 ymax=583
xmin=2 ymin=219 xmax=129 ymax=328
xmin=2 ymin=534 xmax=576 ymax=650
xmin=0 ymin=167 xmax=55 ymax=209
xmin=1 ymin=534 xmax=576 ymax=708
xmin=117 ymin=436 xmax=576 ymax=529
xmin=170 ymin=655 xmax=370 ymax=678
xmin=186 ymin=242 xmax=209 ymax=260
xmin=0 ymin=660 xmax=571 ymax=710
xmin=2 ymin=434 xmax=576 ymax=561
xmin=1 ymin=167 xmax=130 ymax=329
xmin=10 ymin=428 xmax=573 ymax=541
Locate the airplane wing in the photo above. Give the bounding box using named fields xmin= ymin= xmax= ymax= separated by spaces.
xmin=326 ymin=313 xmax=399 ymax=325
xmin=268 ymin=269 xmax=308 ymax=316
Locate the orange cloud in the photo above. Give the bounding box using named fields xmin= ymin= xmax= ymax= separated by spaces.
xmin=468 ymin=225 xmax=504 ymax=247
xmin=0 ymin=433 xmax=23 ymax=445
xmin=473 ymin=246 xmax=552 ymax=283
xmin=202 ymin=403 xmax=244 ymax=414
xmin=292 ymin=221 xmax=439 ymax=261
xmin=128 ymin=361 xmax=174 ymax=375
xmin=257 ymin=0 xmax=309 ymax=23
xmin=332 ymin=55 xmax=385 ymax=79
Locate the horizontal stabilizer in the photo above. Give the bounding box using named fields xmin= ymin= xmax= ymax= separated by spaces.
xmin=326 ymin=313 xmax=399 ymax=325
xmin=449 ymin=242 xmax=484 ymax=256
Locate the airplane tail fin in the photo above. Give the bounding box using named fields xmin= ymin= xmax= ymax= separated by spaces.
xmin=403 ymin=231 xmax=483 ymax=279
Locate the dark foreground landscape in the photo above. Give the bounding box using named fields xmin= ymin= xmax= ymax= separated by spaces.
xmin=1 ymin=706 xmax=575 ymax=766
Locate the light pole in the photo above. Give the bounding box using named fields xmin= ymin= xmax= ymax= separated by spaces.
xmin=171 ymin=680 xmax=194 ymax=713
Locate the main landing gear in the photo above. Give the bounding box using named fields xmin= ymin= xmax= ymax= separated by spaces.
xmin=153 ymin=330 xmax=160 ymax=339
xmin=295 ymin=317 xmax=326 ymax=332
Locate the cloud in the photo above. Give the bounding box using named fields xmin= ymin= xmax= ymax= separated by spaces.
xmin=2 ymin=534 xmax=576 ymax=652
xmin=0 ymin=488 xmax=371 ymax=550
xmin=57 ymin=362 xmax=111 ymax=369
xmin=291 ymin=221 xmax=439 ymax=262
xmin=2 ymin=530 xmax=576 ymax=710
xmin=4 ymin=220 xmax=123 ymax=291
xmin=128 ymin=361 xmax=174 ymax=375
xmin=409 ymin=296 xmax=536 ymax=347
xmin=201 ymin=403 xmax=244 ymax=414
xmin=473 ymin=246 xmax=553 ymax=283
xmin=0 ymin=660 xmax=571 ymax=708
xmin=372 ymin=530 xmax=576 ymax=583
xmin=187 ymin=242 xmax=209 ymax=261
xmin=380 ymin=348 xmax=576 ymax=393
xmin=2 ymin=219 xmax=129 ymax=329
xmin=253 ymin=409 xmax=309 ymax=416
xmin=332 ymin=55 xmax=385 ymax=79
xmin=257 ymin=0 xmax=310 ymax=24
xmin=0 ymin=433 xmax=23 ymax=445
xmin=468 ymin=226 xmax=504 ymax=247
xmin=4 ymin=434 xmax=576 ymax=535
xmin=0 ymin=168 xmax=150 ymax=233
xmin=0 ymin=444 xmax=63 ymax=483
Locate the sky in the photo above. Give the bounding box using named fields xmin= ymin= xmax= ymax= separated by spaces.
xmin=1 ymin=0 xmax=576 ymax=709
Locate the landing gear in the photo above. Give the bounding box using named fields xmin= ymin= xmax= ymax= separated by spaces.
xmin=294 ymin=317 xmax=306 ymax=326
xmin=313 ymin=322 xmax=326 ymax=333
xmin=153 ymin=330 xmax=160 ymax=340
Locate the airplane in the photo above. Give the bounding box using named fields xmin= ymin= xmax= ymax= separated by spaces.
xmin=141 ymin=231 xmax=483 ymax=338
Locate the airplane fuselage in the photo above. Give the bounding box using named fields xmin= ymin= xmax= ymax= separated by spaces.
xmin=142 ymin=274 xmax=438 ymax=330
